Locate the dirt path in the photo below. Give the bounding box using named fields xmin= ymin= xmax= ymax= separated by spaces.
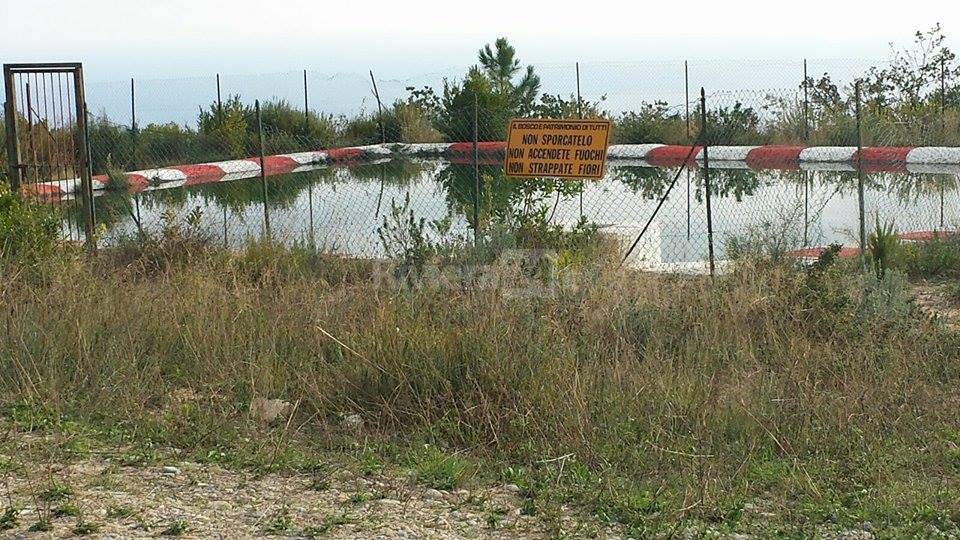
xmin=2 ymin=458 xmax=574 ymax=539
xmin=0 ymin=428 xmax=625 ymax=539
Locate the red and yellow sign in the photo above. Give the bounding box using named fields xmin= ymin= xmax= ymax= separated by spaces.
xmin=504 ymin=118 xmax=611 ymax=179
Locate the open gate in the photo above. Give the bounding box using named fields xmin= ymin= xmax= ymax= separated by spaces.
xmin=3 ymin=62 xmax=94 ymax=244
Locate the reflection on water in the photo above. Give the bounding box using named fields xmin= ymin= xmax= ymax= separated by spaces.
xmin=67 ymin=159 xmax=960 ymax=266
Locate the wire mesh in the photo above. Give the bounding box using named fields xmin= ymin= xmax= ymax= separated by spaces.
xmin=2 ymin=56 xmax=958 ymax=271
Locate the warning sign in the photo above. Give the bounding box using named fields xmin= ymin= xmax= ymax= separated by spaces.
xmin=504 ymin=118 xmax=611 ymax=179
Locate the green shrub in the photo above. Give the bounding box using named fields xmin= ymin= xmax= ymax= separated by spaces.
xmin=613 ymin=102 xmax=688 ymax=144
xmin=704 ymin=102 xmax=764 ymax=145
xmin=198 ymin=95 xmax=250 ymax=159
xmin=0 ymin=183 xmax=59 ymax=261
xmin=897 ymin=236 xmax=960 ymax=279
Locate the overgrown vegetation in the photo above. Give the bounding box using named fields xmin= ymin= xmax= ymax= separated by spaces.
xmin=2 ymin=188 xmax=960 ymax=536
xmin=2 ymin=27 xmax=957 ymax=187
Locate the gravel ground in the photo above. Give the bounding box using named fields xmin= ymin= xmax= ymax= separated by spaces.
xmin=4 ymin=461 xmax=541 ymax=539
xmin=0 ymin=437 xmax=623 ymax=539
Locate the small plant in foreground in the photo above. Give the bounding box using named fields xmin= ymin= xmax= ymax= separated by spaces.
xmin=28 ymin=517 xmax=53 ymax=532
xmin=0 ymin=506 xmax=19 ymax=530
xmin=104 ymin=154 xmax=132 ymax=192
xmin=867 ymin=215 xmax=900 ymax=279
xmin=302 ymin=514 xmax=351 ymax=536
xmin=161 ymin=519 xmax=189 ymax=536
xmin=38 ymin=481 xmax=74 ymax=503
xmin=53 ymin=502 xmax=79 ymax=517
xmin=357 ymin=448 xmax=382 ymax=476
xmin=308 ymin=477 xmax=330 ymax=491
xmin=485 ymin=507 xmax=508 ymax=529
xmin=265 ymin=505 xmax=293 ymax=534
xmin=73 ymin=520 xmax=102 ymax=535
xmin=106 ymin=505 xmax=136 ymax=519
xmin=409 ymin=444 xmax=470 ymax=490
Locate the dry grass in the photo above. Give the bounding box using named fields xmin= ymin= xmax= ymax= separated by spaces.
xmin=2 ymin=241 xmax=960 ymax=535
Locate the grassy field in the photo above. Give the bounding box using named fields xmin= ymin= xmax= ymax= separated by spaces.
xmin=3 ymin=204 xmax=960 ymax=538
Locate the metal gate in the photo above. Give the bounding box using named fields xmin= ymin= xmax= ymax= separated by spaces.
xmin=3 ymin=62 xmax=94 ymax=244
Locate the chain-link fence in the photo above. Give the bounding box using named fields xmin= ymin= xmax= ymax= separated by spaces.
xmin=4 ymin=52 xmax=959 ymax=272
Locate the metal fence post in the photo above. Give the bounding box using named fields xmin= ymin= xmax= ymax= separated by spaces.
xmin=941 ymin=57 xmax=947 ymax=144
xmin=685 ymin=61 xmax=690 ymax=140
xmin=72 ymin=65 xmax=96 ymax=250
xmin=216 ymin=73 xmax=223 ymax=126
xmin=576 ymin=61 xmax=584 ymax=218
xmin=369 ymin=70 xmax=386 ymax=144
xmin=803 ymin=59 xmax=810 ymax=142
xmin=3 ymin=65 xmax=22 ymax=190
xmin=700 ymin=87 xmax=714 ymax=277
xmin=303 ymin=69 xmax=310 ymax=129
xmin=256 ymin=99 xmax=270 ymax=239
xmin=130 ymin=77 xmax=136 ymax=132
xmin=130 ymin=77 xmax=137 ymax=168
xmin=855 ymin=81 xmax=866 ymax=261
xmin=473 ymin=93 xmax=480 ymax=245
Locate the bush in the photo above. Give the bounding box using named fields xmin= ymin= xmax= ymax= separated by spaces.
xmin=437 ymin=67 xmax=512 ymax=142
xmin=897 ymin=236 xmax=960 ymax=279
xmin=704 ymin=102 xmax=764 ymax=145
xmin=0 ymin=182 xmax=60 ymax=261
xmin=198 ymin=95 xmax=250 ymax=159
xmin=394 ymin=102 xmax=443 ymax=143
xmin=613 ymin=102 xmax=687 ymax=144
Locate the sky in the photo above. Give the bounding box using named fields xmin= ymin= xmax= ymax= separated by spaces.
xmin=1 ymin=0 xmax=957 ymax=82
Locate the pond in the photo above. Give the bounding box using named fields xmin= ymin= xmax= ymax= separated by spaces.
xmin=67 ymin=159 xmax=960 ymax=271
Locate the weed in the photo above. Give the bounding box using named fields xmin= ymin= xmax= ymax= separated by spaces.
xmin=106 ymin=505 xmax=136 ymax=519
xmin=357 ymin=449 xmax=382 ymax=477
xmin=408 ymin=444 xmax=470 ymax=490
xmin=485 ymin=507 xmax=508 ymax=529
xmin=38 ymin=481 xmax=74 ymax=503
xmin=308 ymin=477 xmax=330 ymax=491
xmin=73 ymin=520 xmax=102 ymax=535
xmin=0 ymin=506 xmax=19 ymax=531
xmin=161 ymin=519 xmax=189 ymax=536
xmin=867 ymin=215 xmax=900 ymax=279
xmin=28 ymin=518 xmax=53 ymax=532
xmin=53 ymin=502 xmax=79 ymax=517
xmin=302 ymin=514 xmax=351 ymax=536
xmin=265 ymin=505 xmax=293 ymax=534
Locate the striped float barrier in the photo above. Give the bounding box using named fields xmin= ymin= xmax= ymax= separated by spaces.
xmin=280 ymin=151 xmax=328 ymax=165
xmin=698 ymin=145 xmax=757 ymax=162
xmin=798 ymin=147 xmax=857 ymax=163
xmin=392 ymin=143 xmax=452 ymax=156
xmin=645 ymin=145 xmax=702 ymax=167
xmin=23 ymin=146 xmax=382 ymax=197
xmin=854 ymin=147 xmax=911 ymax=173
xmin=445 ymin=141 xmax=507 ymax=155
xmin=906 ymin=147 xmax=960 ymax=164
xmin=745 ymin=146 xmax=804 ymax=170
xmin=607 ymin=143 xmax=664 ymax=159
xmin=20 ymin=143 xmax=960 ymax=199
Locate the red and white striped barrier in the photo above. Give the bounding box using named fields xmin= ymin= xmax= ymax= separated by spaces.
xmin=23 ymin=143 xmax=960 ymax=198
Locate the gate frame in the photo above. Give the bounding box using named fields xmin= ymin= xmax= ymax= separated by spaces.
xmin=3 ymin=62 xmax=94 ymax=244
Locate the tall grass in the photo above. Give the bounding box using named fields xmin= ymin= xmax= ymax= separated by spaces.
xmin=2 ymin=228 xmax=960 ymax=531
